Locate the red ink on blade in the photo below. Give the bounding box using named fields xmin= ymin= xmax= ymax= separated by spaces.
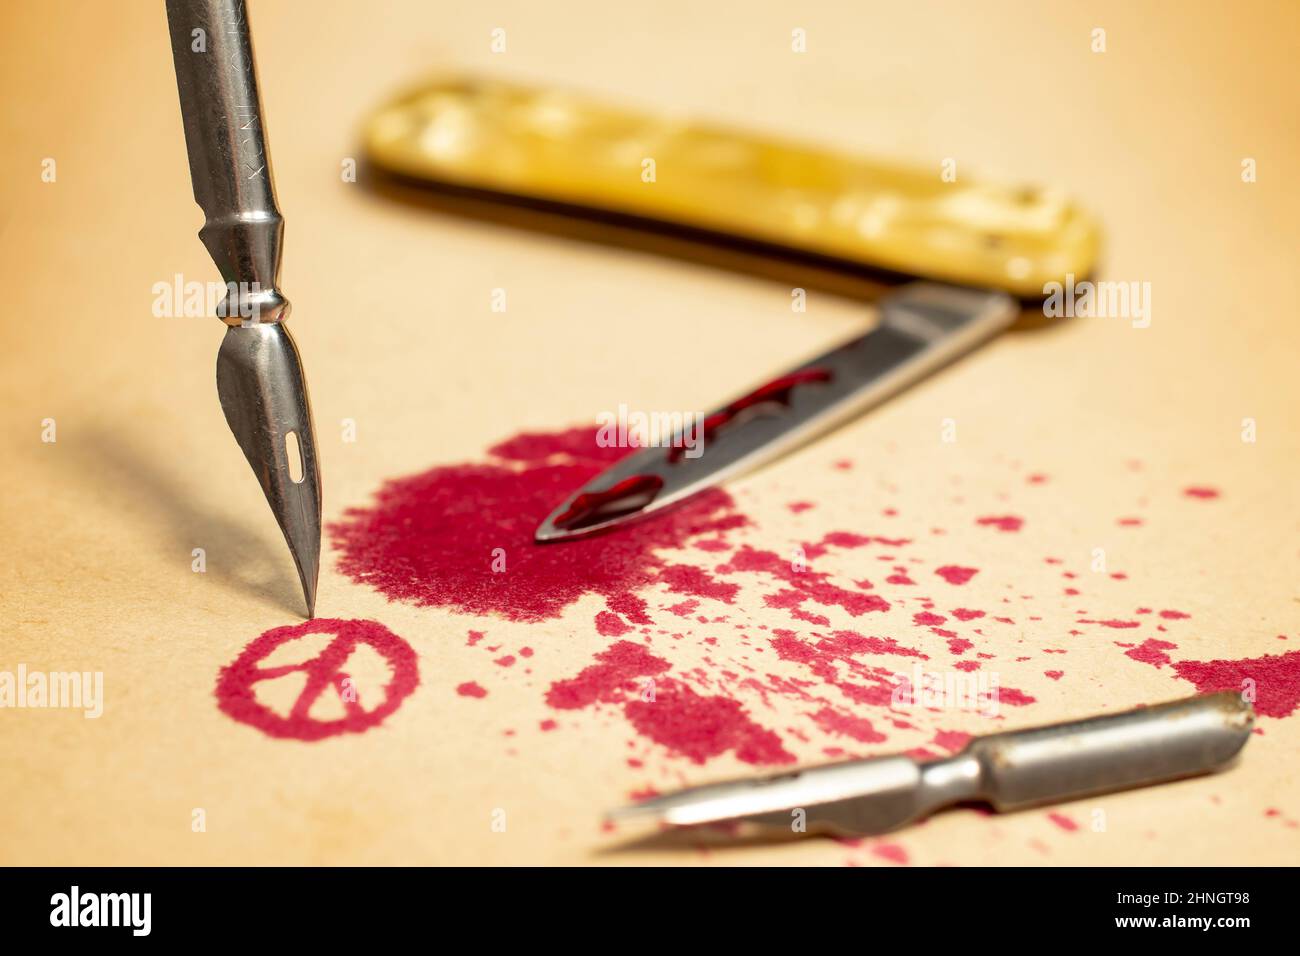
xmin=669 ymin=367 xmax=833 ymax=461
xmin=216 ymin=619 xmax=418 ymax=741
xmin=552 ymin=474 xmax=665 ymax=530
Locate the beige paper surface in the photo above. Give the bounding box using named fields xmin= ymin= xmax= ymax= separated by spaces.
xmin=1 ymin=0 xmax=1297 ymax=865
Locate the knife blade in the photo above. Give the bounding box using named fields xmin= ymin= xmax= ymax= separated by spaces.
xmin=536 ymin=282 xmax=1016 ymax=540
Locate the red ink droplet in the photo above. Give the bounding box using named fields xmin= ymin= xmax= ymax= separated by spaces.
xmin=976 ymin=515 xmax=1024 ymax=532
xmin=935 ymin=565 xmax=979 ymax=585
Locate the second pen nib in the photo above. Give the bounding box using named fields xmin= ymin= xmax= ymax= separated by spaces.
xmin=216 ymin=323 xmax=322 ymax=617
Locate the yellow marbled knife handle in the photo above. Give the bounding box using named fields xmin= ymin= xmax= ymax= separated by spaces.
xmin=363 ymin=78 xmax=1099 ymax=297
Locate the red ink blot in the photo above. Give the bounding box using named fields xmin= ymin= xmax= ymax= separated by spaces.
xmin=623 ymin=681 xmax=794 ymax=765
xmin=1048 ymin=812 xmax=1079 ymax=832
xmin=545 ymin=640 xmax=670 ymax=710
xmin=810 ymin=706 xmax=887 ymax=743
xmin=933 ymin=730 xmax=971 ymax=753
xmin=330 ymin=428 xmax=743 ymax=622
xmin=976 ymin=515 xmax=1023 ymax=532
xmin=951 ymin=608 xmax=985 ymax=621
xmin=719 ymin=545 xmax=890 ymax=619
xmin=1183 ymin=486 xmax=1220 ymax=499
xmin=1159 ymin=609 xmax=1190 ymax=620
xmin=935 ymin=565 xmax=979 ymax=585
xmin=871 ymin=842 xmax=909 ymax=864
xmin=215 ymin=618 xmax=418 ymax=741
xmin=457 ymin=681 xmax=488 ymax=698
xmin=546 ymin=641 xmax=792 ymax=765
xmin=1171 ymin=651 xmax=1300 ymax=718
xmin=1124 ymin=639 xmax=1178 ymax=667
xmin=595 ymin=611 xmax=633 ymax=637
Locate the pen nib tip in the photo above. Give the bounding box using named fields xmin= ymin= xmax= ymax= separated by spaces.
xmin=216 ymin=323 xmax=322 ymax=617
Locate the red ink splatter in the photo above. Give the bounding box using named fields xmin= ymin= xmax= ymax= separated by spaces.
xmin=976 ymin=515 xmax=1023 ymax=532
xmin=932 ymin=730 xmax=971 ymax=753
xmin=547 ymin=641 xmax=792 ymax=765
xmin=810 ymin=706 xmax=887 ymax=743
xmin=997 ymin=687 xmax=1037 ymax=706
xmin=935 ymin=565 xmax=979 ymax=585
xmin=329 ymin=425 xmax=1254 ymax=816
xmin=719 ymin=545 xmax=890 ymax=619
xmin=215 ymin=619 xmax=419 ymax=741
xmin=660 ymin=563 xmax=739 ymax=602
xmin=1183 ymin=486 xmax=1220 ymax=499
xmin=1171 ymin=651 xmax=1300 ymax=718
xmin=457 ymin=681 xmax=488 ymax=698
xmin=871 ymin=842 xmax=909 ymax=864
xmin=1048 ymin=812 xmax=1079 ymax=832
xmin=624 ymin=681 xmax=794 ymax=765
xmin=1159 ymin=609 xmax=1190 ymax=620
xmin=595 ymin=611 xmax=633 ymax=637
xmin=330 ymin=428 xmax=744 ymax=622
xmin=1124 ymin=639 xmax=1178 ymax=667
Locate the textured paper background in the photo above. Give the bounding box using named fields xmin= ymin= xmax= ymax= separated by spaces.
xmin=1 ymin=0 xmax=1297 ymax=865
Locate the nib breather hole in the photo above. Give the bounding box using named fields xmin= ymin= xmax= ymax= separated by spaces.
xmin=285 ymin=431 xmax=305 ymax=483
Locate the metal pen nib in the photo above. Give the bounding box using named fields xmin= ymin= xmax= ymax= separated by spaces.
xmin=216 ymin=324 xmax=321 ymax=616
xmin=608 ymin=692 xmax=1254 ymax=840
xmin=167 ymin=0 xmax=322 ymax=616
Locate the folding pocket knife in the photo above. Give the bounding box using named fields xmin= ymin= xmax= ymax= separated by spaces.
xmin=361 ymin=79 xmax=1100 ymax=541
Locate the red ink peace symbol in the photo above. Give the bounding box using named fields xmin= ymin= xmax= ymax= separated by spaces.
xmin=216 ymin=618 xmax=419 ymax=741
